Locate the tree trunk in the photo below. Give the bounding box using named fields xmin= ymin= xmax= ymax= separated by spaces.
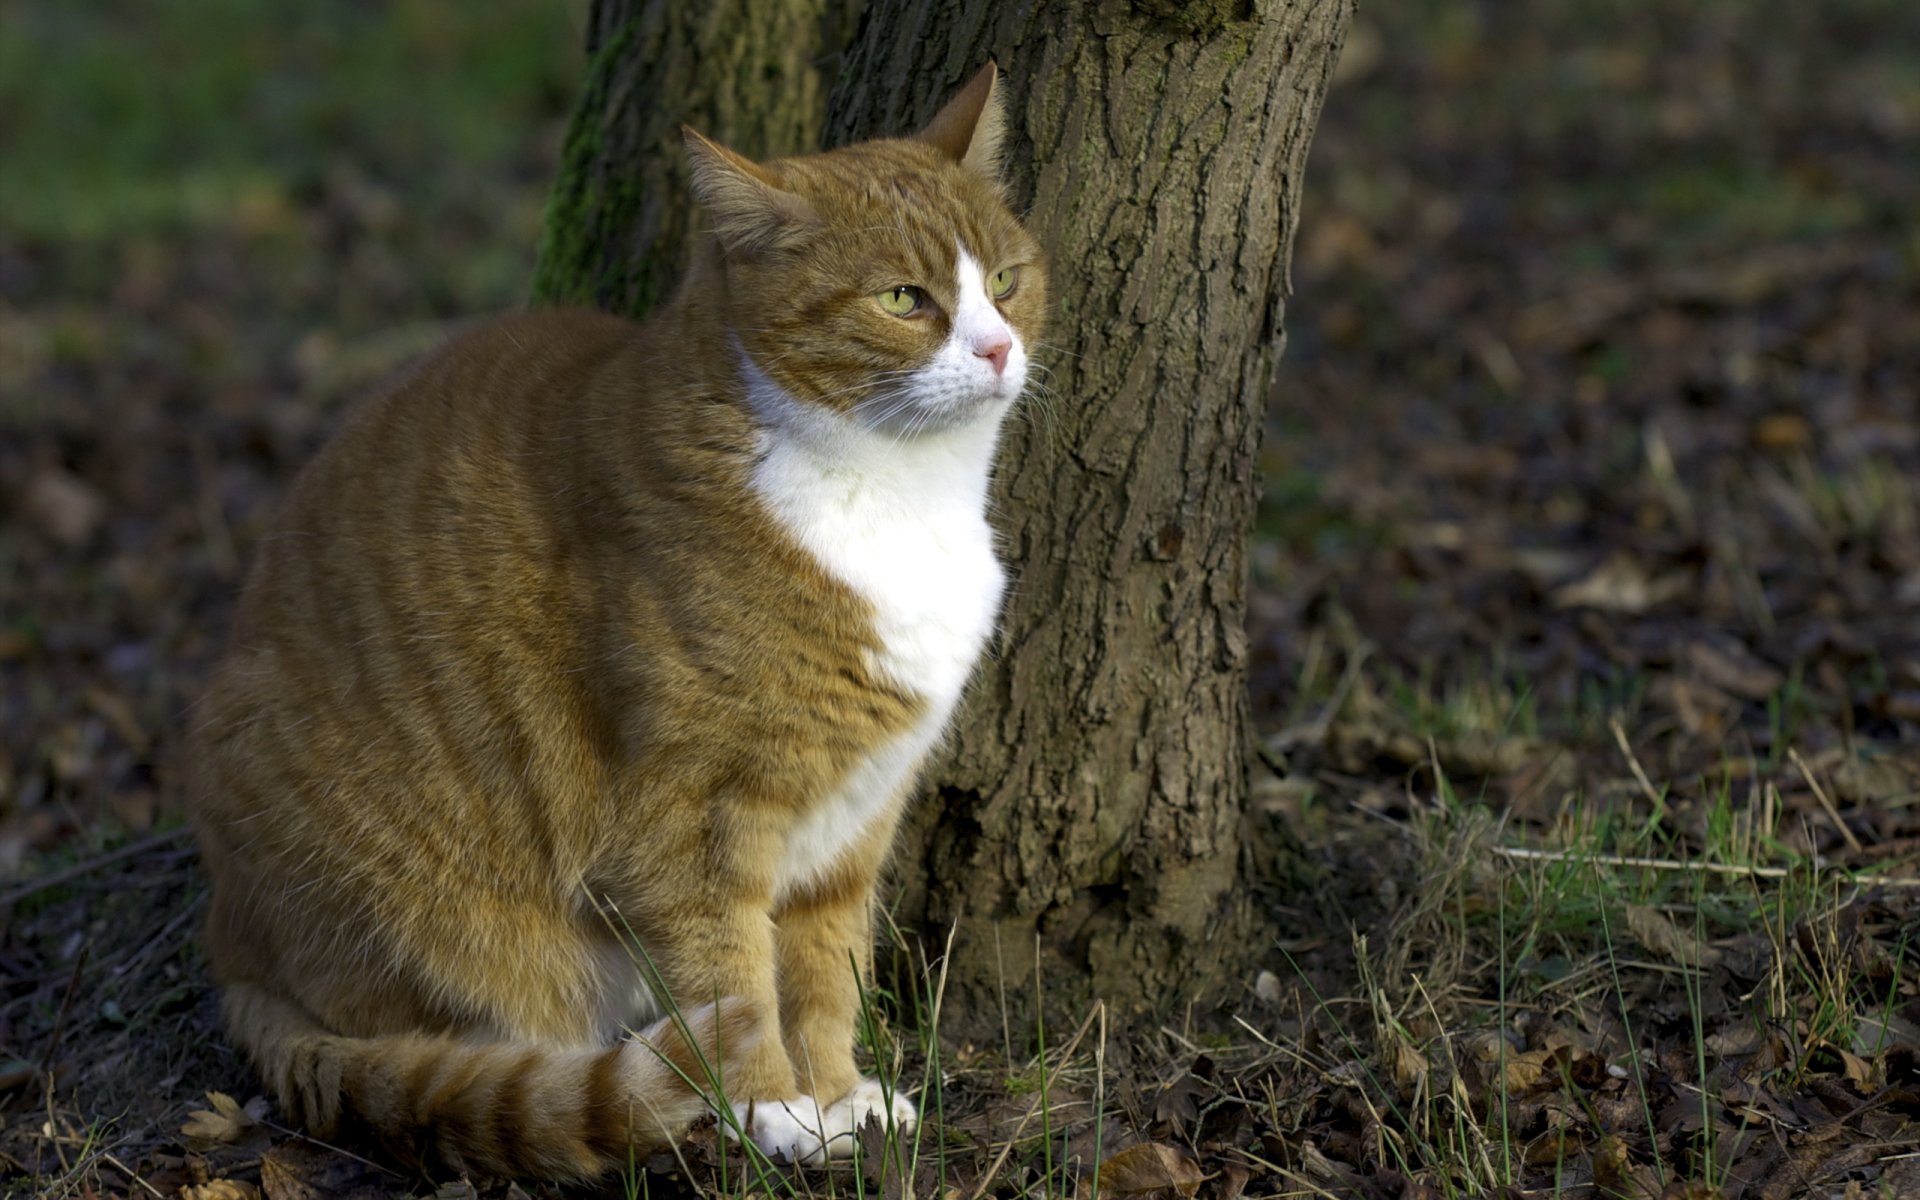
xmin=533 ymin=0 xmax=1350 ymax=1032
xmin=826 ymin=0 xmax=1350 ymax=1031
xmin=532 ymin=0 xmax=860 ymax=313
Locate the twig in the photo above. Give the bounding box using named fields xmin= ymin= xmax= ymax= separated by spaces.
xmin=1790 ymin=747 xmax=1864 ymax=855
xmin=0 ymin=828 xmax=194 ymax=909
xmin=38 ymin=942 xmax=89 ymax=1082
xmin=1267 ymin=642 xmax=1372 ymax=752
xmin=111 ymin=892 xmax=204 ymax=978
xmin=102 ymin=1151 xmax=166 ymax=1199
xmin=967 ymin=1003 xmax=1101 ymax=1200
xmin=258 ymin=1117 xmax=404 ymax=1177
xmin=1610 ymin=718 xmax=1666 ymax=816
xmin=1491 ymin=844 xmax=1920 ymax=887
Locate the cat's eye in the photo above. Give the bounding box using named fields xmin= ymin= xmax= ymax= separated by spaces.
xmin=877 ymin=286 xmax=924 ymax=317
xmin=990 ymin=267 xmax=1018 ymax=299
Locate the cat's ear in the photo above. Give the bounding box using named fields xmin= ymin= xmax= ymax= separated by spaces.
xmin=918 ymin=61 xmax=1006 ymax=180
xmin=683 ymin=128 xmax=815 ymax=255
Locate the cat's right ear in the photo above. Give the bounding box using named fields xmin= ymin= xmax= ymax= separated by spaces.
xmin=683 ymin=128 xmax=815 ymax=256
xmin=918 ymin=61 xmax=1007 ymax=181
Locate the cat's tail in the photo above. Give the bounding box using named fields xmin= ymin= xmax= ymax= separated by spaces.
xmin=220 ymin=983 xmax=761 ymax=1181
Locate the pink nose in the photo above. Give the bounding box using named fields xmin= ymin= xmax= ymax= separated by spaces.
xmin=975 ymin=337 xmax=1011 ymax=376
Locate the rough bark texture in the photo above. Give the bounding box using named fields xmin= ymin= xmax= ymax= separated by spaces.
xmin=532 ymin=0 xmax=1350 ymax=1031
xmin=826 ymin=0 xmax=1350 ymax=1029
xmin=531 ymin=0 xmax=860 ymax=313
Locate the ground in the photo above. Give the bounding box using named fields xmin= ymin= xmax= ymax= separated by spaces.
xmin=3 ymin=1 xmax=1919 ymax=1197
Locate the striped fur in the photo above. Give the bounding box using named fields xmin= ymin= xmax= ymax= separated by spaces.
xmin=225 ymin=985 xmax=759 ymax=1179
xmin=187 ymin=64 xmax=1045 ymax=1180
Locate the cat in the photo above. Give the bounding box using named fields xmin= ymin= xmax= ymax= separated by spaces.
xmin=185 ymin=61 xmax=1045 ymax=1181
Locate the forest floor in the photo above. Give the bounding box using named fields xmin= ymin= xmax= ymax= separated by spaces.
xmin=5 ymin=1 xmax=1920 ymax=1197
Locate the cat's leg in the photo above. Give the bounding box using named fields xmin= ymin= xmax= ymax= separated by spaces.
xmin=774 ymin=873 xmax=871 ymax=1103
xmin=598 ymin=807 xmax=805 ymax=1116
xmin=770 ymin=826 xmax=917 ymax=1156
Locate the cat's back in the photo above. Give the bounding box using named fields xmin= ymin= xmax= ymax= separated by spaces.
xmin=231 ymin=305 xmax=747 ymax=631
xmin=190 ymin=306 xmax=750 ymax=839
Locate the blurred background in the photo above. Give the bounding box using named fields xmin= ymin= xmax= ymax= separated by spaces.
xmin=1 ymin=1 xmax=586 ymax=869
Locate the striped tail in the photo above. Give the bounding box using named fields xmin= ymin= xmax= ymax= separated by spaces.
xmin=220 ymin=984 xmax=760 ymax=1181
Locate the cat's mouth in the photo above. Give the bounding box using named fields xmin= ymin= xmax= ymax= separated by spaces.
xmin=857 ymin=379 xmax=1020 ymax=437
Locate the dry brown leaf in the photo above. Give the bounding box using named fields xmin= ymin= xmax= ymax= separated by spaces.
xmin=1552 ymin=553 xmax=1688 ymax=613
xmin=1592 ymin=1132 xmax=1666 ymax=1199
xmin=180 ymin=1183 xmax=262 ymax=1200
xmin=1833 ymin=1044 xmax=1873 ymax=1087
xmin=1096 ymin=1143 xmax=1207 ymax=1198
xmin=1704 ymin=1022 xmax=1769 ymax=1057
xmin=1522 ymin=1126 xmax=1588 ymax=1167
xmin=259 ymin=1139 xmax=389 ymax=1200
xmin=1389 ymin=1035 xmax=1430 ymax=1092
xmin=1496 ymin=1047 xmax=1559 ymax=1093
xmin=1752 ymin=412 xmax=1812 ymax=450
xmin=180 ymin=1092 xmax=268 ymax=1144
xmin=1626 ymin=905 xmax=1724 ymax=968
xmin=1215 ymin=1160 xmax=1250 ymax=1200
xmin=1652 ymin=675 xmax=1736 ymax=738
xmin=1685 ymin=641 xmax=1784 ymax=701
xmin=22 ymin=467 xmax=106 ymax=547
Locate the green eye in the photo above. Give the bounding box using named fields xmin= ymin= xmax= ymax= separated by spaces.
xmin=877 ymin=286 xmax=923 ymax=316
xmin=990 ymin=267 xmax=1018 ymax=298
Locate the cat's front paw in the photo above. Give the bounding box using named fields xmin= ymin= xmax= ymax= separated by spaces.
xmin=728 ymin=1081 xmax=915 ymax=1164
xmin=822 ymin=1078 xmax=917 ymax=1143
xmin=729 ymin=1095 xmax=832 ymax=1164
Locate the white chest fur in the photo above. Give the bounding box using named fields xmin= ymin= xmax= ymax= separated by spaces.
xmin=744 ymin=363 xmax=1009 ymax=900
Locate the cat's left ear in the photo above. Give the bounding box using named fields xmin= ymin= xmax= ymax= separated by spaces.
xmin=918 ymin=61 xmax=1006 ymax=180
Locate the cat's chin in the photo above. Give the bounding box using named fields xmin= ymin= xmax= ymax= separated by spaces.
xmin=861 ymin=391 xmax=1017 ymax=439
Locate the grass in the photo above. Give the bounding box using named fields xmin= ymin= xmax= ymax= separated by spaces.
xmin=564 ymin=764 xmax=1914 ymax=1199
xmin=0 ymin=0 xmax=585 ymax=243
xmin=9 ymin=769 xmax=1909 ymax=1198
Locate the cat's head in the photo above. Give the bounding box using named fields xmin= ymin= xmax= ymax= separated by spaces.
xmin=685 ymin=64 xmax=1047 ymax=438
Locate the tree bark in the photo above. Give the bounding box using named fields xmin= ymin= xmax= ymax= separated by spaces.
xmin=533 ymin=0 xmax=1350 ymax=1032
xmin=532 ymin=0 xmax=860 ymax=313
xmin=826 ymin=0 xmax=1350 ymax=1030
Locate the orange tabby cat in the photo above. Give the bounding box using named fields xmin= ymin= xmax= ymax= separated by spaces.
xmin=186 ymin=63 xmax=1045 ymax=1180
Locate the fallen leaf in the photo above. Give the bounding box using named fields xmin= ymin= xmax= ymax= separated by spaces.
xmin=1626 ymin=905 xmax=1724 ymax=969
xmin=1215 ymin=1160 xmax=1249 ymax=1200
xmin=1388 ymin=1035 xmax=1429 ymax=1092
xmin=22 ymin=467 xmax=106 ymax=547
xmin=181 ymin=1092 xmax=268 ymax=1144
xmin=1685 ymin=640 xmax=1784 ymax=701
xmin=1704 ymin=1023 xmax=1770 ymax=1057
xmin=181 ymin=1183 xmax=262 ymax=1200
xmin=1096 ymin=1143 xmax=1207 ymax=1198
xmin=1495 ymin=1047 xmax=1560 ymax=1093
xmin=1552 ymin=553 xmax=1688 ymax=613
xmin=1751 ymin=412 xmax=1811 ymax=450
xmin=260 ymin=1139 xmax=388 ymax=1200
xmin=1591 ymin=1133 xmax=1663 ymax=1199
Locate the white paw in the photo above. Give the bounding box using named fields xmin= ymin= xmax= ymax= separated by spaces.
xmin=823 ymin=1078 xmax=917 ymax=1145
xmin=728 ymin=1080 xmax=916 ymax=1164
xmin=729 ymin=1094 xmax=831 ymax=1164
